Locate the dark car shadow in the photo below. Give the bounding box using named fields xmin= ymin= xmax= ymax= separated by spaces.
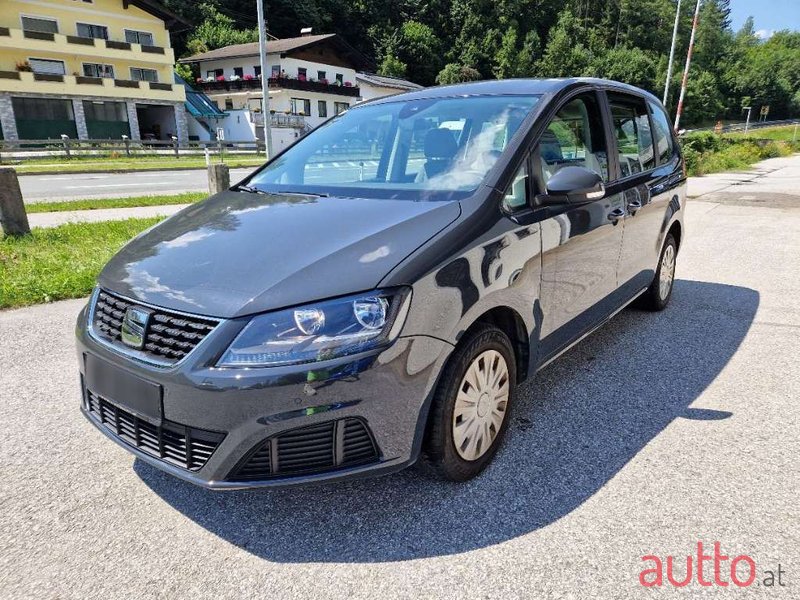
xmin=135 ymin=280 xmax=758 ymax=562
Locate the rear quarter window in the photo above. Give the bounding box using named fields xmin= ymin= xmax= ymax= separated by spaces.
xmin=608 ymin=94 xmax=655 ymax=177
xmin=647 ymin=100 xmax=675 ymax=165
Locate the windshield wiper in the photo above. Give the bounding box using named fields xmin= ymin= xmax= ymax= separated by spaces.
xmin=277 ymin=190 xmax=329 ymax=198
xmin=232 ymin=183 xmax=266 ymax=194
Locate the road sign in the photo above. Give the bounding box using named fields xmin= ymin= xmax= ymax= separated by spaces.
xmin=760 ymin=105 xmax=770 ymax=117
xmin=216 ymin=127 xmax=225 ymax=141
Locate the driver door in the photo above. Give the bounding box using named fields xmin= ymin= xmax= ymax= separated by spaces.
xmin=536 ymin=91 xmax=626 ymax=362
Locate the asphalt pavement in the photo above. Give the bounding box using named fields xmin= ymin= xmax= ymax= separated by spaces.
xmin=1 ymin=159 xmax=799 ymax=598
xmin=18 ymin=168 xmax=255 ymax=202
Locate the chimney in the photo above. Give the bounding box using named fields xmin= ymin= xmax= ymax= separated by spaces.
xmin=300 ymin=27 xmax=313 ymax=37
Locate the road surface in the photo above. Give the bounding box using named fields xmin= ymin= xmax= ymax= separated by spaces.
xmin=18 ymin=168 xmax=256 ymax=202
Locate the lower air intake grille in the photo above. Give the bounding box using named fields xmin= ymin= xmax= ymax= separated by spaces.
xmin=229 ymin=418 xmax=378 ymax=481
xmin=86 ymin=390 xmax=224 ymax=471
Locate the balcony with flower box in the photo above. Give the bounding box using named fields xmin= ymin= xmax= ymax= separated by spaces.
xmin=196 ymin=75 xmax=360 ymax=97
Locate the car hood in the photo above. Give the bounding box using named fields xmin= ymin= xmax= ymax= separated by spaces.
xmin=98 ymin=191 xmax=461 ymax=318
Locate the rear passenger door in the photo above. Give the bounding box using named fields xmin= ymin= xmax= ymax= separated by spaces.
xmin=605 ymin=92 xmax=677 ymax=296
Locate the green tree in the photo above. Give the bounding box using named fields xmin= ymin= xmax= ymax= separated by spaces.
xmin=535 ymin=10 xmax=593 ymax=77
xmin=185 ymin=3 xmax=258 ymax=56
xmin=378 ymin=53 xmax=408 ymax=78
xmin=591 ymin=46 xmax=659 ymax=91
xmin=436 ymin=63 xmax=482 ymax=84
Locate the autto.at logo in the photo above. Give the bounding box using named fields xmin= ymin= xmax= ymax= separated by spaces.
xmin=639 ymin=541 xmax=787 ymax=588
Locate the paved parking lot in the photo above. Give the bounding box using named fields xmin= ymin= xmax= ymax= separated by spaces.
xmin=1 ymin=162 xmax=799 ymax=598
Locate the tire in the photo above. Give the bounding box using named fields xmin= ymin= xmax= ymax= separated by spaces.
xmin=420 ymin=323 xmax=516 ymax=481
xmin=636 ymin=233 xmax=677 ymax=311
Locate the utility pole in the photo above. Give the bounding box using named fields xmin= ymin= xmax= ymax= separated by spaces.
xmin=663 ymin=0 xmax=682 ymax=105
xmin=673 ymin=0 xmax=701 ymax=132
xmin=256 ymin=0 xmax=273 ymax=159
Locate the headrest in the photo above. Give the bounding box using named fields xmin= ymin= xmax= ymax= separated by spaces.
xmin=424 ymin=128 xmax=458 ymax=160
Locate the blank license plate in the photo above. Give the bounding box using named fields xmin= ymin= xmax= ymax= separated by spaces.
xmin=85 ymin=354 xmax=162 ymax=424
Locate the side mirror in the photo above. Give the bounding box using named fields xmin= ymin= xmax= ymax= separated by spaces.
xmin=542 ymin=166 xmax=605 ymax=205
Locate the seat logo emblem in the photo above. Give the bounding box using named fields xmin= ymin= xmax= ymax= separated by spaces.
xmin=121 ymin=306 xmax=151 ymax=349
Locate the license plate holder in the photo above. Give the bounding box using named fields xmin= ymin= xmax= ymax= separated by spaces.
xmin=85 ymin=354 xmax=162 ymax=425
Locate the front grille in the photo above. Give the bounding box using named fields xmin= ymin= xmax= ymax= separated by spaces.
xmin=91 ymin=290 xmax=218 ymax=365
xmin=229 ymin=418 xmax=379 ymax=481
xmin=86 ymin=390 xmax=224 ymax=471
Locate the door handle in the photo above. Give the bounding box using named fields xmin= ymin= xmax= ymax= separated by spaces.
xmin=607 ymin=208 xmax=625 ymax=221
xmin=628 ymin=200 xmax=642 ymax=210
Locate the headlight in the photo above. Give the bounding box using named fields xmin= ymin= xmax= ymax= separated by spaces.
xmin=217 ymin=289 xmax=411 ymax=367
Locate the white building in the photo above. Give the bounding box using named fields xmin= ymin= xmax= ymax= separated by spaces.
xmin=180 ymin=34 xmax=422 ymax=149
xmin=355 ymin=72 xmax=422 ymax=101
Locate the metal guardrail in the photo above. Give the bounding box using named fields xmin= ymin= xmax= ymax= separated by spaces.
xmin=0 ymin=138 xmax=268 ymax=160
xmin=683 ymin=119 xmax=800 ymax=135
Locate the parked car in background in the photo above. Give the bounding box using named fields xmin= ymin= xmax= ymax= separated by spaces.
xmin=76 ymin=78 xmax=685 ymax=488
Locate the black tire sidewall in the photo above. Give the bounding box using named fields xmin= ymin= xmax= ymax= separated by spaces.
xmin=422 ymin=325 xmax=517 ymax=481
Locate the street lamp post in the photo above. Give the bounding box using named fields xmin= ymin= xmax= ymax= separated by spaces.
xmin=256 ymin=0 xmax=273 ymax=159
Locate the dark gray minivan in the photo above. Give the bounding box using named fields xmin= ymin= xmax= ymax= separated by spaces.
xmin=77 ymin=78 xmax=685 ymax=488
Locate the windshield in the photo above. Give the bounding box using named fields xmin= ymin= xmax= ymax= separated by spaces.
xmin=247 ymin=94 xmax=541 ymax=201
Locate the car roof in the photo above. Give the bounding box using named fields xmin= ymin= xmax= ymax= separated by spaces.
xmin=361 ymin=77 xmax=662 ymax=107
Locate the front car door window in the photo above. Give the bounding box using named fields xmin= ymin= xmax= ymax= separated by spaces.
xmin=539 ymin=95 xmax=608 ymax=185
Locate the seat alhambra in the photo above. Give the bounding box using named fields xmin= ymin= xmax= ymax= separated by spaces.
xmin=77 ymin=78 xmax=685 ymax=488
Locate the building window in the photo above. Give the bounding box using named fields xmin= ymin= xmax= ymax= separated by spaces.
xmin=130 ymin=67 xmax=158 ymax=83
xmin=83 ymin=100 xmax=127 ymax=122
xmin=317 ymin=70 xmax=326 ymax=81
xmin=254 ymin=65 xmax=261 ymax=78
xmin=12 ymin=97 xmax=74 ymax=121
xmin=225 ymin=98 xmax=234 ymax=110
xmin=29 ymin=58 xmax=66 ymax=75
xmin=335 ymin=73 xmax=344 ymax=84
xmin=233 ymin=67 xmax=244 ymax=78
xmin=21 ymin=16 xmax=58 ymax=34
xmin=207 ymin=69 xmax=223 ymax=79
xmin=76 ymin=23 xmax=108 ymax=39
xmin=124 ymin=30 xmax=154 ymax=46
xmin=82 ymin=63 xmax=114 ymax=78
xmin=318 ymin=100 xmax=328 ymax=118
xmin=298 ymin=67 xmax=307 ymax=80
xmin=271 ymin=65 xmax=280 ymax=77
xmin=290 ymin=98 xmax=311 ymax=116
xmin=334 ymin=101 xmax=349 ymax=115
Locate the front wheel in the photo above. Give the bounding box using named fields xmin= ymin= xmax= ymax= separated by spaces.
xmin=636 ymin=233 xmax=677 ymax=311
xmin=420 ymin=324 xmax=516 ymax=481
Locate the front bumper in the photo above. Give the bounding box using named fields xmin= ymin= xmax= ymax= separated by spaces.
xmin=76 ymin=302 xmax=453 ymax=489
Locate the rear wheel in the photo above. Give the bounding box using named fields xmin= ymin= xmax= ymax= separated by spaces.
xmin=421 ymin=324 xmax=516 ymax=481
xmin=636 ymin=233 xmax=677 ymax=311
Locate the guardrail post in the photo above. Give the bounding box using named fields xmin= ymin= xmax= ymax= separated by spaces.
xmin=0 ymin=167 xmax=30 ymax=237
xmin=204 ymin=146 xmax=211 ymax=166
xmin=171 ymin=135 xmax=179 ymax=158
xmin=61 ymin=134 xmax=71 ymax=159
xmin=122 ymin=135 xmax=131 ymax=157
xmin=208 ymin=163 xmax=230 ymax=195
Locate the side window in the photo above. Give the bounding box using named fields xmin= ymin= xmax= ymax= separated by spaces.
xmin=538 ymin=93 xmax=608 ymax=185
xmin=609 ymin=95 xmax=655 ymax=177
xmin=648 ymin=100 xmax=675 ymax=165
xmin=502 ymin=162 xmax=529 ymax=212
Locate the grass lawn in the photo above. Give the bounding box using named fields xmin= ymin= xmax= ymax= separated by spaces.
xmin=8 ymin=154 xmax=265 ymax=175
xmin=26 ymin=192 xmax=206 ymax=214
xmin=0 ymin=217 xmax=162 ymax=310
xmin=725 ymin=124 xmax=799 ymax=142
